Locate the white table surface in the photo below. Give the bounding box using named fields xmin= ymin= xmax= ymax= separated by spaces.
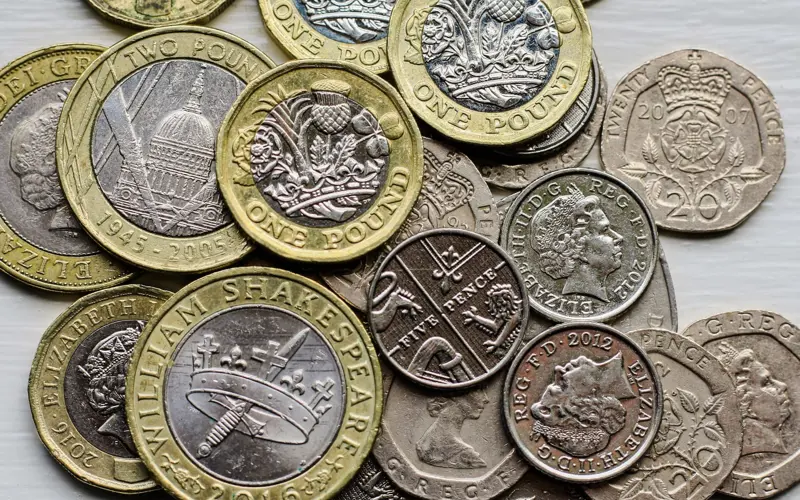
xmin=0 ymin=0 xmax=798 ymax=498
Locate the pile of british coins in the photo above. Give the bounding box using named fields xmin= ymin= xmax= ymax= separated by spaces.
xmin=5 ymin=0 xmax=794 ymax=498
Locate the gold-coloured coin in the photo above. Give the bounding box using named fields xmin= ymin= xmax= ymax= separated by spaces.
xmin=259 ymin=0 xmax=392 ymax=73
xmin=0 ymin=45 xmax=134 ymax=292
xmin=57 ymin=27 xmax=275 ymax=274
xmin=127 ymin=267 xmax=382 ymax=500
xmin=84 ymin=0 xmax=237 ymax=30
xmin=28 ymin=284 xmax=171 ymax=493
xmin=387 ymin=0 xmax=592 ymax=145
xmin=217 ymin=60 xmax=423 ymax=263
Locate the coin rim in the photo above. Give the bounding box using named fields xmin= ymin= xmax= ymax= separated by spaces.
xmin=502 ymin=321 xmax=664 ymax=483
xmin=83 ymin=0 xmax=238 ymax=30
xmin=367 ymin=227 xmax=530 ymax=389
xmin=499 ymin=168 xmax=660 ymax=323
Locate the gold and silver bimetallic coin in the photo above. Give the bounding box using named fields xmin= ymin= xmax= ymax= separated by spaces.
xmin=57 ymin=27 xmax=275 ymax=273
xmin=217 ymin=60 xmax=423 ymax=263
xmin=28 ymin=285 xmax=171 ymax=493
xmin=0 ymin=45 xmax=133 ymax=292
xmin=259 ymin=0 xmax=394 ymax=73
xmin=127 ymin=267 xmax=382 ymax=500
xmin=84 ymin=0 xmax=237 ymax=29
xmin=387 ymin=0 xmax=592 ymax=145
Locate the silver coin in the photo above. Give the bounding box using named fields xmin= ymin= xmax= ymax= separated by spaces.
xmin=504 ymin=322 xmax=663 ymax=483
xmin=0 ymin=81 xmax=97 ymax=256
xmin=584 ymin=328 xmax=742 ymax=500
xmin=373 ymin=367 xmax=529 ymax=499
xmin=334 ymin=456 xmax=409 ymax=500
xmin=601 ymin=49 xmax=785 ymax=232
xmin=368 ymin=228 xmax=528 ymax=389
xmin=682 ymin=311 xmax=800 ymax=498
xmin=163 ymin=304 xmax=346 ymax=486
xmin=500 ymin=169 xmax=659 ymax=323
xmin=323 ymin=137 xmax=499 ymax=311
xmin=499 ymin=471 xmax=590 ymax=499
xmin=479 ymin=60 xmax=607 ymax=190
xmin=295 ymin=0 xmax=394 ymax=43
xmin=92 ymin=59 xmax=239 ymax=237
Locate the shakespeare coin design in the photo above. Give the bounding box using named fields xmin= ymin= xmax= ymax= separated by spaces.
xmin=127 ymin=267 xmax=382 ymax=500
xmin=684 ymin=310 xmax=800 ymax=498
xmin=368 ymin=229 xmax=528 ymax=389
xmin=57 ymin=27 xmax=275 ymax=273
xmin=505 ymin=323 xmax=663 ymax=483
xmin=28 ymin=285 xmax=170 ymax=492
xmin=601 ymin=49 xmax=785 ymax=232
xmin=0 ymin=45 xmax=133 ymax=291
xmin=84 ymin=0 xmax=237 ymax=29
xmin=501 ymin=169 xmax=658 ymax=323
xmin=218 ymin=60 xmax=422 ymax=263
xmin=323 ymin=137 xmax=499 ymax=311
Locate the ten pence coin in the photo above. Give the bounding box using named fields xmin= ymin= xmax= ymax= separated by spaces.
xmin=322 ymin=136 xmax=499 ymax=311
xmin=368 ymin=229 xmax=528 ymax=389
xmin=500 ymin=169 xmax=659 ymax=323
xmin=57 ymin=27 xmax=275 ymax=274
xmin=584 ymin=329 xmax=742 ymax=500
xmin=601 ymin=49 xmax=785 ymax=232
xmin=84 ymin=0 xmax=237 ymax=29
xmin=28 ymin=285 xmax=171 ymax=493
xmin=504 ymin=323 xmax=663 ymax=483
xmin=682 ymin=311 xmax=800 ymax=498
xmin=217 ymin=60 xmax=423 ymax=263
xmin=0 ymin=45 xmax=134 ymax=292
xmin=387 ymin=0 xmax=593 ymax=145
xmin=126 ymin=267 xmax=382 ymax=500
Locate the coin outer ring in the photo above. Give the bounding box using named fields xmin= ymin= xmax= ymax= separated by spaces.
xmin=126 ymin=266 xmax=383 ymax=500
xmin=217 ymin=59 xmax=424 ymax=263
xmin=57 ymin=27 xmax=275 ymax=274
xmin=259 ymin=0 xmax=390 ymax=74
xmin=387 ymin=0 xmax=592 ymax=146
xmin=83 ymin=0 xmax=237 ymax=30
xmin=500 ymin=168 xmax=660 ymax=323
xmin=367 ymin=228 xmax=530 ymax=389
xmin=600 ymin=48 xmax=786 ymax=233
xmin=503 ymin=322 xmax=664 ymax=483
xmin=682 ymin=310 xmax=800 ymax=499
xmin=0 ymin=44 xmax=135 ymax=292
xmin=28 ymin=284 xmax=171 ymax=493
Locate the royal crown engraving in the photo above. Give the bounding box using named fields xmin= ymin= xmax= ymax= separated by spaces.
xmin=300 ymin=0 xmax=395 ymax=42
xmin=187 ymin=328 xmax=336 ymax=459
xmin=250 ymin=80 xmax=390 ymax=224
xmin=405 ymin=0 xmax=561 ymax=111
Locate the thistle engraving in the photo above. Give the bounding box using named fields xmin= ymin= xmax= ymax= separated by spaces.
xmin=299 ymin=0 xmax=395 ymax=42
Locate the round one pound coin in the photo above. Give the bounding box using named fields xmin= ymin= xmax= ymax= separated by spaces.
xmin=217 ymin=60 xmax=423 ymax=263
xmin=368 ymin=229 xmax=528 ymax=389
xmin=83 ymin=0 xmax=237 ymax=29
xmin=28 ymin=284 xmax=171 ymax=493
xmin=387 ymin=0 xmax=593 ymax=145
xmin=504 ymin=323 xmax=663 ymax=483
xmin=601 ymin=49 xmax=785 ymax=232
xmin=0 ymin=44 xmax=134 ymax=292
xmin=57 ymin=27 xmax=275 ymax=274
xmin=500 ymin=169 xmax=659 ymax=323
xmin=127 ymin=267 xmax=382 ymax=500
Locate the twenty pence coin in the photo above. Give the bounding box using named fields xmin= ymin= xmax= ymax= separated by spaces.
xmin=28 ymin=284 xmax=171 ymax=493
xmin=500 ymin=169 xmax=659 ymax=323
xmin=601 ymin=49 xmax=785 ymax=232
xmin=334 ymin=456 xmax=409 ymax=500
xmin=127 ymin=267 xmax=382 ymax=500
xmin=0 ymin=44 xmax=134 ymax=292
xmin=217 ymin=60 xmax=423 ymax=263
xmin=84 ymin=0 xmax=237 ymax=29
xmin=387 ymin=0 xmax=592 ymax=145
xmin=368 ymin=229 xmax=528 ymax=389
xmin=504 ymin=323 xmax=663 ymax=483
xmin=322 ymin=136 xmax=499 ymax=311
xmin=682 ymin=310 xmax=800 ymax=498
xmin=57 ymin=27 xmax=275 ymax=273
xmin=584 ymin=329 xmax=742 ymax=500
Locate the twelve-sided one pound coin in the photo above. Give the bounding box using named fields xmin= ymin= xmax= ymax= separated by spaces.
xmin=127 ymin=267 xmax=382 ymax=500
xmin=29 ymin=285 xmax=171 ymax=493
xmin=84 ymin=0 xmax=237 ymax=29
xmin=217 ymin=60 xmax=423 ymax=263
xmin=57 ymin=27 xmax=275 ymax=273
